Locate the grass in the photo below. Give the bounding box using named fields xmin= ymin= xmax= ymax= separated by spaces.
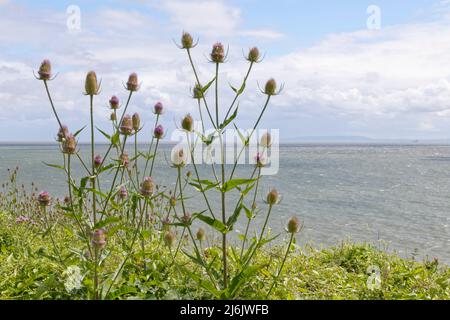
xmin=1 ymin=210 xmax=449 ymax=300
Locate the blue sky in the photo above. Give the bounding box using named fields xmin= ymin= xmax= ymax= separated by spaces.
xmin=2 ymin=0 xmax=450 ymax=142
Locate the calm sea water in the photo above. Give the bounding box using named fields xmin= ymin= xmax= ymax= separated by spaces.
xmin=1 ymin=143 xmax=449 ymax=264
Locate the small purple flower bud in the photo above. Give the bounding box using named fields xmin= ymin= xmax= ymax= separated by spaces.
xmin=287 ymin=216 xmax=301 ymax=234
xmin=181 ymin=114 xmax=194 ymax=132
xmin=119 ymin=186 xmax=128 ymax=199
xmin=109 ymin=95 xmax=120 ymax=109
xmin=266 ymin=188 xmax=280 ymax=205
xmin=154 ymin=124 xmax=164 ymax=139
xmin=140 ymin=176 xmax=154 ymax=197
xmin=264 ymin=78 xmax=277 ymax=96
xmin=85 ymin=71 xmax=100 ymax=96
xmin=181 ymin=32 xmax=194 ymax=49
xmin=94 ymin=155 xmax=102 ymax=168
xmin=154 ymin=101 xmax=164 ymax=115
xmin=247 ymin=47 xmax=260 ymax=63
xmin=120 ymin=114 xmax=133 ymax=135
xmin=62 ymin=133 xmax=77 ymax=154
xmin=126 ymin=72 xmax=139 ymax=92
xmin=38 ymin=59 xmax=52 ymax=80
xmin=91 ymin=228 xmax=106 ymax=249
xmin=57 ymin=125 xmax=69 ymax=142
xmin=211 ymin=42 xmax=225 ymax=63
xmin=181 ymin=212 xmax=191 ymax=226
xmin=120 ymin=152 xmax=130 ymax=167
xmin=255 ymin=152 xmax=266 ymax=168
xmin=38 ymin=190 xmax=51 ymax=206
xmin=132 ymin=112 xmax=140 ymax=131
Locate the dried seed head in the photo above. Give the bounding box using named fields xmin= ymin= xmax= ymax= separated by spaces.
xmin=120 ymin=152 xmax=130 ymax=167
xmin=126 ymin=72 xmax=139 ymax=92
xmin=154 ymin=101 xmax=164 ymax=115
xmin=85 ymin=71 xmax=100 ymax=95
xmin=56 ymin=125 xmax=69 ymax=142
xmin=260 ymin=132 xmax=272 ymax=148
xmin=264 ymin=78 xmax=277 ymax=96
xmin=181 ymin=32 xmax=194 ymax=49
xmin=140 ymin=176 xmax=154 ymax=197
xmin=181 ymin=114 xmax=194 ymax=132
xmin=247 ymin=47 xmax=260 ymax=63
xmin=109 ymin=95 xmax=120 ymax=109
xmin=62 ymin=134 xmax=77 ymax=154
xmin=110 ymin=112 xmax=117 ymax=121
xmin=196 ymin=228 xmax=206 ymax=241
xmin=120 ymin=114 xmax=133 ymax=135
xmin=119 ymin=186 xmax=128 ymax=199
xmin=171 ymin=146 xmax=187 ymax=167
xmin=164 ymin=230 xmax=176 ymax=247
xmin=266 ymin=188 xmax=280 ymax=205
xmin=154 ymin=124 xmax=164 ymax=139
xmin=91 ymin=228 xmax=106 ymax=249
xmin=193 ymin=84 xmax=203 ymax=100
xmin=38 ymin=190 xmax=51 ymax=206
xmin=211 ymin=42 xmax=225 ymax=63
xmin=94 ymin=155 xmax=102 ymax=168
xmin=132 ymin=112 xmax=140 ymax=131
xmin=38 ymin=59 xmax=52 ymax=80
xmin=287 ymin=216 xmax=301 ymax=234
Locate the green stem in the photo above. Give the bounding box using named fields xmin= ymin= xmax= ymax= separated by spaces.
xmin=224 ymin=62 xmax=254 ymax=120
xmin=215 ymin=62 xmax=219 ymax=127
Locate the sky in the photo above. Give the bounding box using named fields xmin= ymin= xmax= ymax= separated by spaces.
xmin=2 ymin=0 xmax=450 ymax=142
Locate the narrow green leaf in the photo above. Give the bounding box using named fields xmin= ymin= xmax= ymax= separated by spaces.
xmin=196 ymin=214 xmax=228 ymax=234
xmin=222 ymin=178 xmax=257 ymax=193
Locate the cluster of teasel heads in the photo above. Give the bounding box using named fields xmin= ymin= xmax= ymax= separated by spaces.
xmin=32 ymin=31 xmax=302 ymax=299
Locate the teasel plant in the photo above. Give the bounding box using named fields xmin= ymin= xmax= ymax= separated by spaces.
xmin=174 ymin=31 xmax=292 ymax=298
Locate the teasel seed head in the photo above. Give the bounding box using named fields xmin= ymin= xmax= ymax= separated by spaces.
xmin=94 ymin=155 xmax=102 ymax=168
xmin=260 ymin=132 xmax=272 ymax=148
xmin=38 ymin=190 xmax=51 ymax=207
xmin=91 ymin=228 xmax=106 ymax=249
xmin=247 ymin=47 xmax=260 ymax=63
xmin=126 ymin=72 xmax=139 ymax=92
xmin=85 ymin=71 xmax=100 ymax=96
xmin=119 ymin=186 xmax=128 ymax=199
xmin=62 ymin=133 xmax=77 ymax=154
xmin=38 ymin=59 xmax=52 ymax=80
xmin=211 ymin=42 xmax=225 ymax=63
xmin=154 ymin=124 xmax=164 ymax=139
xmin=132 ymin=112 xmax=140 ymax=131
xmin=266 ymin=188 xmax=280 ymax=205
xmin=196 ymin=228 xmax=206 ymax=241
xmin=171 ymin=146 xmax=188 ymax=167
xmin=109 ymin=95 xmax=120 ymax=109
xmin=164 ymin=230 xmax=176 ymax=247
xmin=140 ymin=176 xmax=154 ymax=197
xmin=154 ymin=101 xmax=164 ymax=115
xmin=56 ymin=125 xmax=69 ymax=142
xmin=181 ymin=31 xmax=194 ymax=49
xmin=120 ymin=152 xmax=130 ymax=168
xmin=181 ymin=212 xmax=191 ymax=226
xmin=264 ymin=78 xmax=277 ymax=96
xmin=287 ymin=216 xmax=302 ymax=234
xmin=120 ymin=114 xmax=133 ymax=135
xmin=181 ymin=114 xmax=194 ymax=132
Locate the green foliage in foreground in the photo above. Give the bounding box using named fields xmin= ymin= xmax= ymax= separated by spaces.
xmin=1 ymin=211 xmax=448 ymax=300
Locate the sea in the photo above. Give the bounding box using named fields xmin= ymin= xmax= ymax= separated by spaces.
xmin=1 ymin=143 xmax=449 ymax=264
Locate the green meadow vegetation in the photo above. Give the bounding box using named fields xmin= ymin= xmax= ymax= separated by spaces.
xmin=0 ymin=32 xmax=449 ymax=300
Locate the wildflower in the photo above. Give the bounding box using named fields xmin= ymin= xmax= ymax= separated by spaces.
xmin=260 ymin=132 xmax=272 ymax=148
xmin=266 ymin=188 xmax=280 ymax=205
xmin=171 ymin=146 xmax=188 ymax=167
xmin=211 ymin=42 xmax=225 ymax=63
xmin=120 ymin=114 xmax=133 ymax=135
xmin=196 ymin=228 xmax=206 ymax=241
xmin=119 ymin=186 xmax=128 ymax=199
xmin=57 ymin=125 xmax=69 ymax=142
xmin=109 ymin=96 xmax=120 ymax=109
xmin=16 ymin=215 xmax=30 ymax=224
xmin=62 ymin=134 xmax=77 ymax=154
xmin=126 ymin=72 xmax=139 ymax=92
xmin=286 ymin=216 xmax=301 ymax=234
xmin=120 ymin=152 xmax=130 ymax=167
xmin=37 ymin=59 xmax=52 ymax=80
xmin=91 ymin=228 xmax=106 ymax=249
xmin=85 ymin=71 xmax=100 ymax=96
xmin=132 ymin=112 xmax=140 ymax=131
xmin=94 ymin=155 xmax=102 ymax=168
xmin=181 ymin=114 xmax=194 ymax=132
xmin=140 ymin=176 xmax=154 ymax=197
xmin=38 ymin=190 xmax=51 ymax=206
xmin=154 ymin=101 xmax=164 ymax=115
xmin=247 ymin=47 xmax=260 ymax=63
xmin=164 ymin=230 xmax=176 ymax=247
xmin=264 ymin=78 xmax=277 ymax=96
xmin=181 ymin=32 xmax=194 ymax=49
xmin=154 ymin=124 xmax=164 ymax=139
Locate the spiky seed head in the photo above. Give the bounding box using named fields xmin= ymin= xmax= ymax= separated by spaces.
xmin=91 ymin=228 xmax=106 ymax=249
xmin=164 ymin=231 xmax=176 ymax=247
xmin=56 ymin=125 xmax=69 ymax=142
xmin=154 ymin=101 xmax=164 ymax=115
xmin=287 ymin=216 xmax=301 ymax=234
xmin=94 ymin=155 xmax=102 ymax=168
xmin=85 ymin=71 xmax=100 ymax=95
xmin=154 ymin=124 xmax=164 ymax=139
xmin=196 ymin=228 xmax=206 ymax=241
xmin=38 ymin=59 xmax=52 ymax=80
xmin=247 ymin=47 xmax=260 ymax=62
xmin=109 ymin=96 xmax=120 ymax=109
xmin=181 ymin=32 xmax=193 ymax=49
xmin=260 ymin=132 xmax=272 ymax=148
xmin=38 ymin=190 xmax=51 ymax=206
xmin=266 ymin=188 xmax=280 ymax=205
xmin=132 ymin=112 xmax=140 ymax=131
xmin=62 ymin=133 xmax=77 ymax=154
xmin=120 ymin=152 xmax=129 ymax=167
xmin=119 ymin=114 xmax=133 ymax=135
xmin=181 ymin=114 xmax=194 ymax=132
xmin=140 ymin=176 xmax=154 ymax=197
xmin=126 ymin=72 xmax=139 ymax=92
xmin=264 ymin=78 xmax=277 ymax=96
xmin=211 ymin=42 xmax=225 ymax=63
